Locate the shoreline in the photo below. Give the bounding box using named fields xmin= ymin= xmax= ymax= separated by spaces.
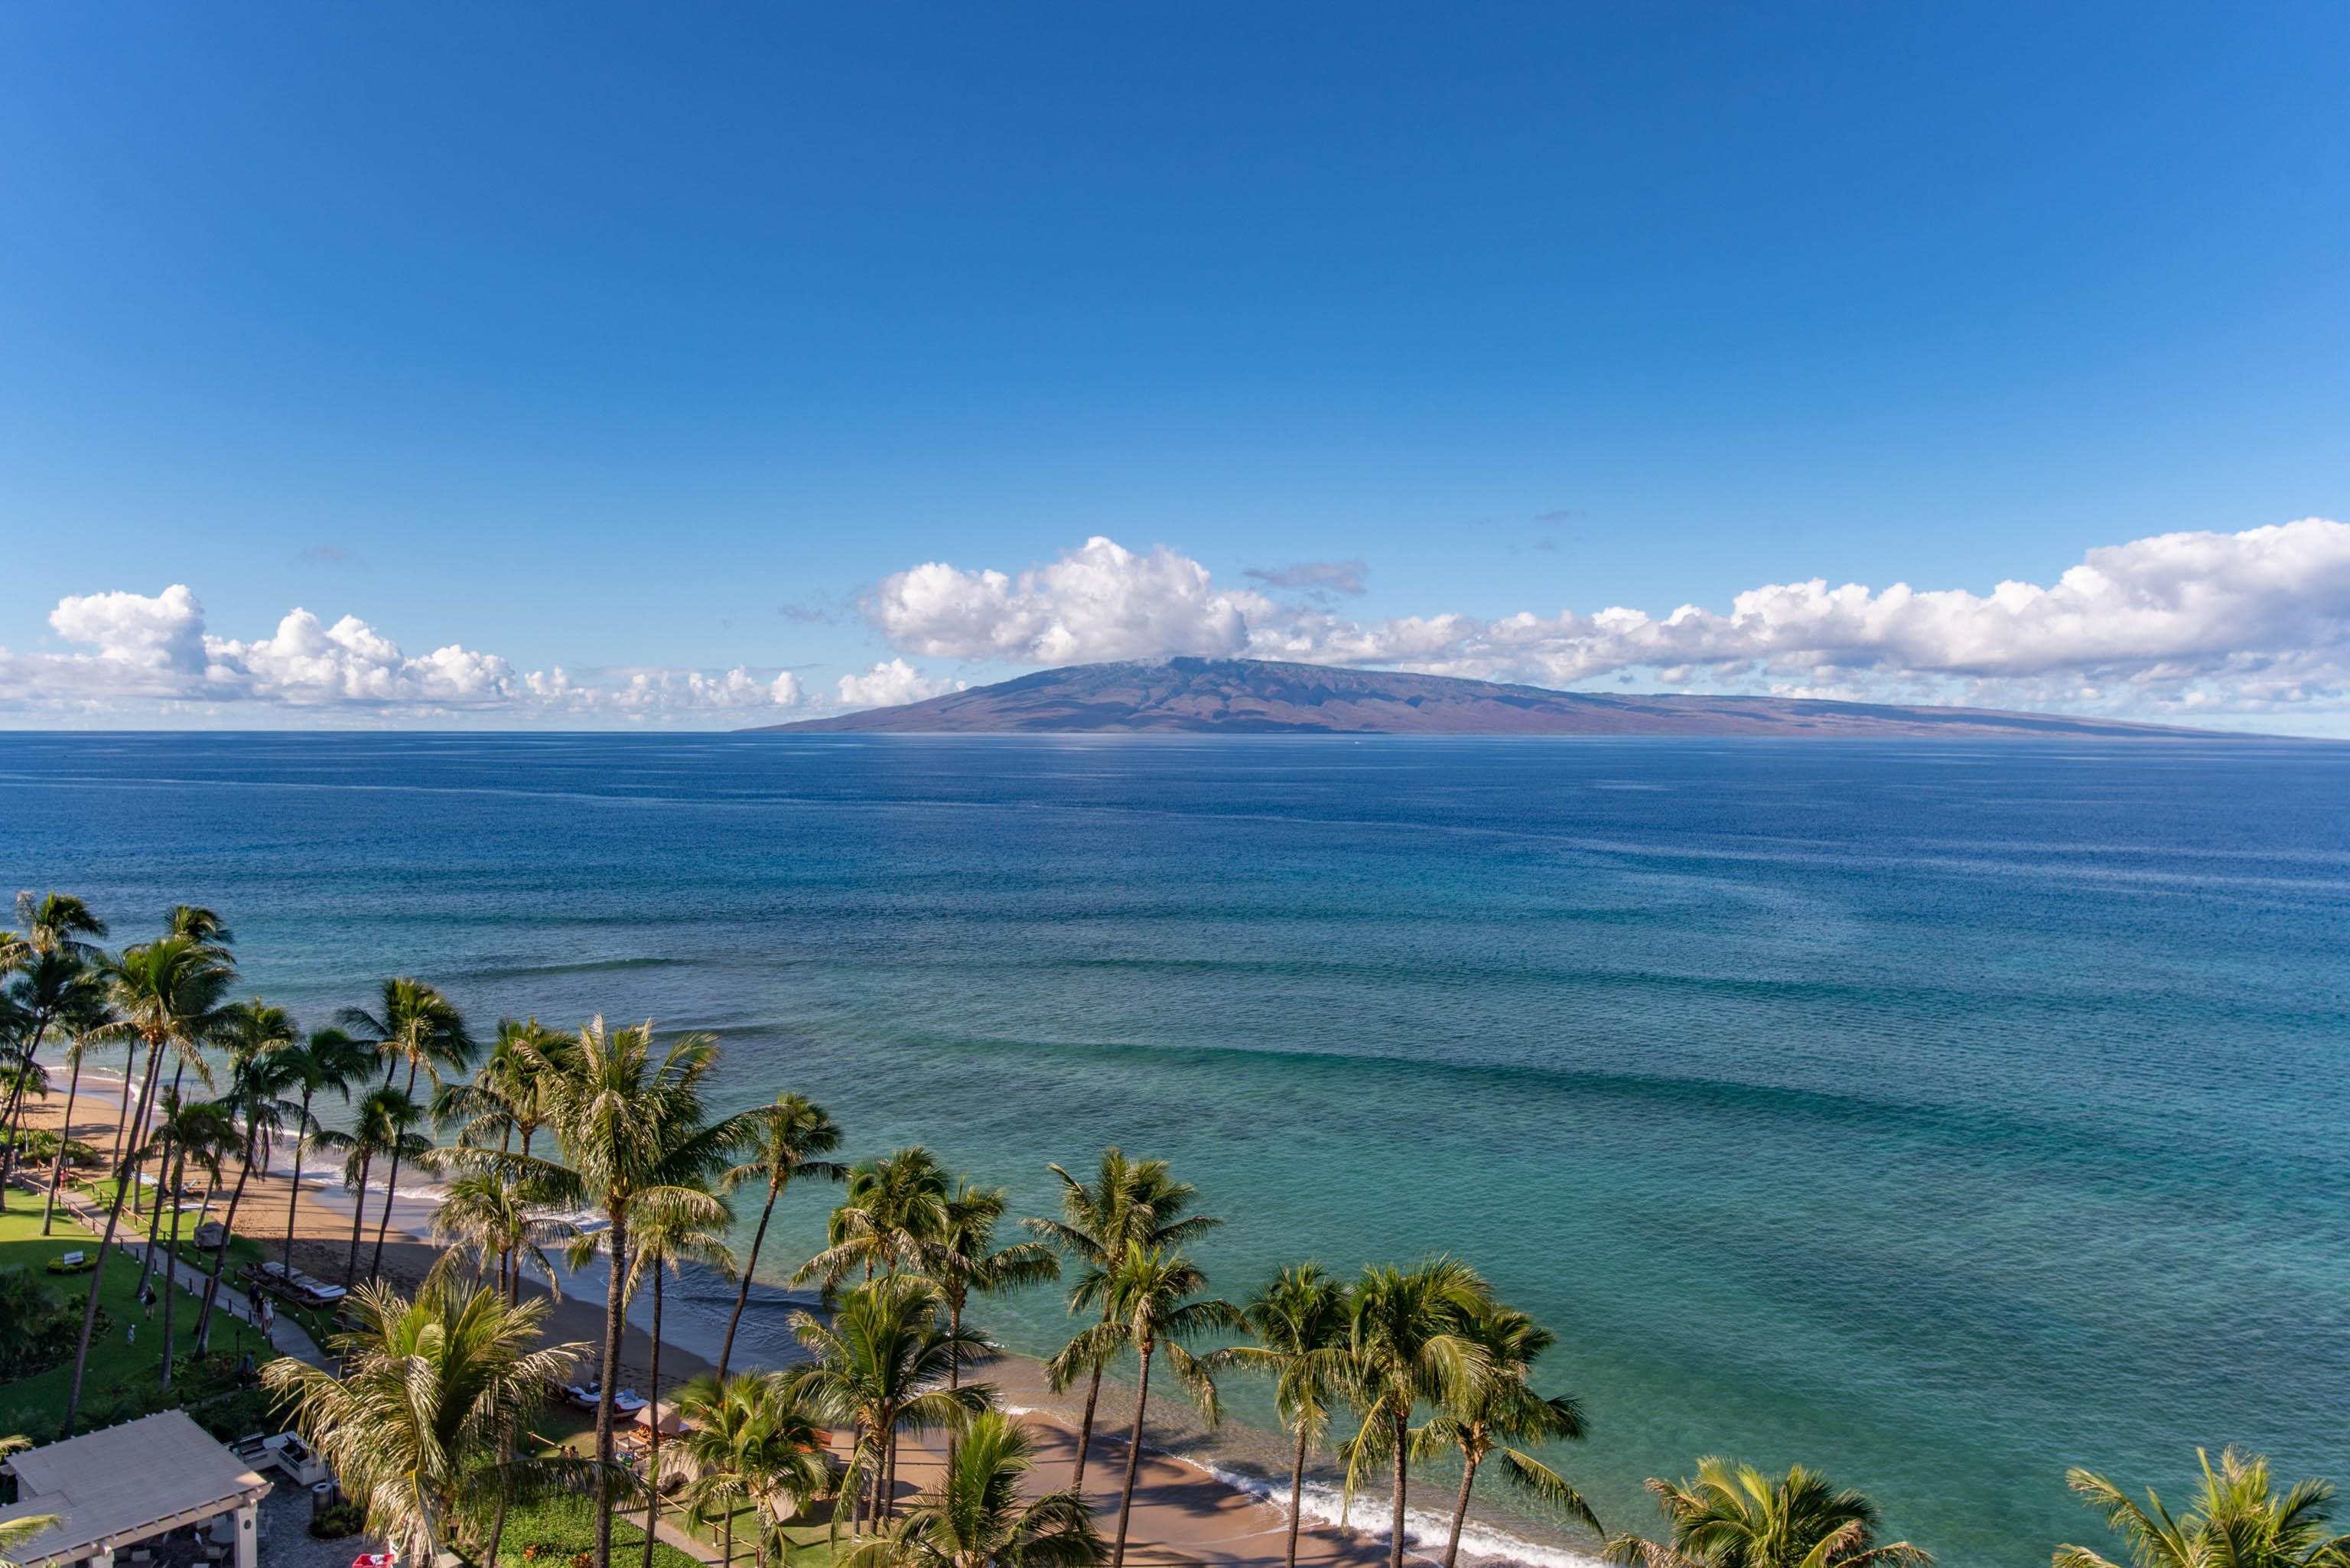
xmin=15 ymin=1067 xmax=1606 ymax=1568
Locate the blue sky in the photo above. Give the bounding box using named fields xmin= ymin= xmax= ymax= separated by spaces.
xmin=3 ymin=4 xmax=2346 ymax=728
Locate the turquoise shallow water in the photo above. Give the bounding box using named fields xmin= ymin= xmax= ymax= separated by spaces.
xmin=4 ymin=732 xmax=2347 ymax=1566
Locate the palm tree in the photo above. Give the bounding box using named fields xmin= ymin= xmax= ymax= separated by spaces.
xmin=619 ymin=1184 xmax=738 ymax=1568
xmin=802 ymin=1147 xmax=955 ymax=1290
xmin=843 ymin=1408 xmax=1103 ymax=1568
xmin=164 ymin=905 xmax=233 ymax=951
xmin=475 ymin=1015 xmax=755 ymax=1568
xmin=428 ymin=1168 xmax=579 ymax=1303
xmin=1214 ymin=1264 xmax=1353 ymax=1568
xmin=671 ymin=1371 xmax=835 ymax=1568
xmin=923 ymin=1179 xmax=1059 ymax=1393
xmin=11 ymin=892 xmax=109 ymax=963
xmin=317 ymin=1084 xmax=430 ymax=1286
xmin=340 ymin=978 xmax=475 ymax=1282
xmin=1604 ymin=1459 xmax=1931 ymax=1568
xmin=788 ymin=1274 xmax=992 ymax=1537
xmin=1341 ymin=1257 xmax=1494 ymax=1568
xmin=0 ymin=1433 xmax=63 ymax=1568
xmin=61 ymin=932 xmax=235 ymax=1436
xmin=38 ymin=987 xmax=115 ymax=1236
xmin=2055 ymin=1449 xmax=2348 ymax=1568
xmin=193 ymin=1000 xmax=301 ymax=1349
xmin=278 ymin=1026 xmax=375 ymax=1269
xmin=262 ymin=1277 xmax=592 ymax=1565
xmin=1025 ymin=1149 xmax=1219 ymax=1492
xmin=148 ymin=1089 xmax=236 ymax=1391
xmin=435 ymin=1016 xmax=562 ymax=1159
xmin=1414 ymin=1300 xmax=1599 ymax=1568
xmin=0 ymin=893 xmax=108 ymax=1210
xmin=716 ymin=1091 xmax=845 ymax=1379
xmin=1048 ymin=1245 xmax=1237 ymax=1568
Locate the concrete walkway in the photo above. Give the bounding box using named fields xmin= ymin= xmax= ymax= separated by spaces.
xmin=31 ymin=1178 xmax=330 ymax=1368
xmin=614 ymin=1507 xmax=727 ymax=1566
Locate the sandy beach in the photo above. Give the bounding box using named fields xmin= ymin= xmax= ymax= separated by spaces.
xmin=12 ymin=1072 xmax=1551 ymax=1568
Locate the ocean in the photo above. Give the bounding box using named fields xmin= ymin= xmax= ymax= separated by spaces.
xmin=4 ymin=730 xmax=2345 ymax=1567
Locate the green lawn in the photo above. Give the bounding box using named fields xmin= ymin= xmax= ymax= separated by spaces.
xmin=649 ymin=1504 xmax=841 ymax=1568
xmin=492 ymin=1494 xmax=703 ymax=1568
xmin=518 ymin=1416 xmax=835 ymax=1568
xmin=0 ymin=1200 xmax=280 ymax=1442
xmin=69 ymin=1177 xmax=348 ymax=1348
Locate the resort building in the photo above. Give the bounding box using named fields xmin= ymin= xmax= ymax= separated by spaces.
xmin=0 ymin=1412 xmax=271 ymax=1568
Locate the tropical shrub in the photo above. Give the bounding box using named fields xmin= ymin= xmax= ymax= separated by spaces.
xmin=0 ymin=1270 xmax=86 ymax=1380
xmin=311 ymin=1503 xmax=369 ymax=1540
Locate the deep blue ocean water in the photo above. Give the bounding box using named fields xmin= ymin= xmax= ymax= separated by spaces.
xmin=3 ymin=731 xmax=2345 ymax=1566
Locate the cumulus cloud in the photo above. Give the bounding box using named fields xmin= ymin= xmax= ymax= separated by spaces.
xmin=836 ymin=658 xmax=963 ymax=709
xmin=868 ymin=535 xmax=1259 ymax=664
xmin=864 ymin=519 xmax=2350 ymax=724
xmin=0 ymin=587 xmax=810 ymax=724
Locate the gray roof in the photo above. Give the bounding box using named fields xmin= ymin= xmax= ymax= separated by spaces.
xmin=0 ymin=1411 xmax=273 ymax=1566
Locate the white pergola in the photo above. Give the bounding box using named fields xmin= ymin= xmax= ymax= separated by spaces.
xmin=0 ymin=1411 xmax=272 ymax=1568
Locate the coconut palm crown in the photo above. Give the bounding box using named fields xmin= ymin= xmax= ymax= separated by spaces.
xmin=788 ymin=1272 xmax=994 ymax=1540
xmin=1414 ymin=1300 xmax=1600 ymax=1568
xmin=716 ymin=1090 xmax=846 ymax=1379
xmin=1604 ymin=1457 xmax=1931 ymax=1568
xmin=262 ymin=1277 xmax=592 ymax=1564
xmin=843 ymin=1408 xmax=1104 ymax=1568
xmin=2055 ymin=1449 xmax=2350 ymax=1568
xmin=1024 ymin=1148 xmax=1219 ymax=1494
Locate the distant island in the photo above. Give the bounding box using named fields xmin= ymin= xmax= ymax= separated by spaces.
xmin=750 ymin=656 xmax=2221 ymax=737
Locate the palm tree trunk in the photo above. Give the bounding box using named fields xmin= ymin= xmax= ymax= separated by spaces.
xmin=485 ymin=1466 xmax=513 ymax=1568
xmin=641 ymin=1266 xmax=665 ymax=1568
xmin=1111 ymin=1338 xmax=1154 ymax=1568
xmin=512 ymin=1128 xmax=535 ymax=1305
xmin=721 ymin=1507 xmax=733 ymax=1568
xmin=194 ymin=1129 xmax=258 ymax=1349
xmin=282 ymin=1088 xmax=314 ymax=1266
xmin=158 ymin=1148 xmax=187 ymax=1390
xmin=134 ymin=1059 xmax=188 ymax=1299
xmin=1441 ymin=1450 xmax=1480 ymax=1568
xmin=367 ymin=1063 xmax=416 ymax=1281
xmin=115 ymin=1041 xmax=143 ymax=1214
xmin=0 ymin=1009 xmax=54 ymax=1213
xmin=594 ymin=1209 xmax=630 ymax=1568
xmin=1388 ymin=1413 xmax=1410 ymax=1568
xmin=1286 ymin=1419 xmax=1310 ymax=1568
xmin=717 ymin=1179 xmax=780 ymax=1381
xmin=0 ymin=1037 xmax=34 ymax=1215
xmin=62 ymin=1030 xmax=169 ymax=1436
xmin=40 ymin=1047 xmax=87 ymax=1235
xmin=345 ymin=1150 xmax=373 ymax=1286
xmin=366 ymin=1159 xmax=399 ymax=1278
xmin=135 ymin=1130 xmax=172 ymax=1297
xmin=855 ymin=1420 xmax=874 ymax=1532
xmin=1072 ymin=1357 xmax=1106 ymax=1493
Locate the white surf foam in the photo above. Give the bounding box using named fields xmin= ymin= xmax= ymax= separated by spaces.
xmin=1199 ymin=1463 xmax=1611 ymax=1568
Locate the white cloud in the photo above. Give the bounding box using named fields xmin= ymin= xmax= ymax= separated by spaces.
xmin=868 ymin=535 xmax=1258 ymax=664
xmin=48 ymin=585 xmax=211 ymax=677
xmin=836 ymin=658 xmax=962 ymax=709
xmin=864 ymin=519 xmax=2350 ymax=725
xmin=0 ymin=587 xmax=809 ymax=725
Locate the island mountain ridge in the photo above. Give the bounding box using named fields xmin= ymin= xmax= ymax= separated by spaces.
xmin=749 ymin=658 xmax=2220 ymax=738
